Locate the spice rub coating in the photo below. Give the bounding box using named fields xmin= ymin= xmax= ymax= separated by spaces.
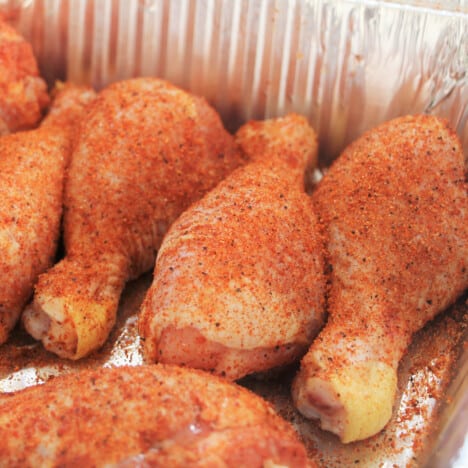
xmin=23 ymin=78 xmax=246 ymax=360
xmin=0 ymin=19 xmax=49 ymax=135
xmin=292 ymin=114 xmax=468 ymax=443
xmin=0 ymin=364 xmax=311 ymax=467
xmin=139 ymin=114 xmax=326 ymax=380
xmin=0 ymin=83 xmax=95 ymax=345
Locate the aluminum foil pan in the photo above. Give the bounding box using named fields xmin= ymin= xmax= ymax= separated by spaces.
xmin=2 ymin=0 xmax=467 ymax=164
xmin=0 ymin=0 xmax=467 ymax=467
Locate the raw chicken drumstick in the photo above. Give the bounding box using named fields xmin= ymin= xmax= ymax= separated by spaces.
xmin=23 ymin=78 xmax=246 ymax=360
xmin=292 ymin=115 xmax=468 ymax=443
xmin=0 ymin=364 xmax=311 ymax=467
xmin=0 ymin=19 xmax=49 ymax=135
xmin=0 ymin=83 xmax=95 ymax=345
xmin=139 ymin=114 xmax=326 ymax=380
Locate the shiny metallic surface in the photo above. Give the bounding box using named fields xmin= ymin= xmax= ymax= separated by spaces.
xmin=0 ymin=1 xmax=467 ymax=466
xmin=2 ymin=0 xmax=467 ymax=164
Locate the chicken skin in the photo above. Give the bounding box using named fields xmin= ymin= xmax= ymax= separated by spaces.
xmin=0 ymin=364 xmax=310 ymax=467
xmin=292 ymin=115 xmax=468 ymax=443
xmin=0 ymin=83 xmax=95 ymax=345
xmin=139 ymin=114 xmax=326 ymax=380
xmin=0 ymin=19 xmax=49 ymax=135
xmin=23 ymin=78 xmax=245 ymax=360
